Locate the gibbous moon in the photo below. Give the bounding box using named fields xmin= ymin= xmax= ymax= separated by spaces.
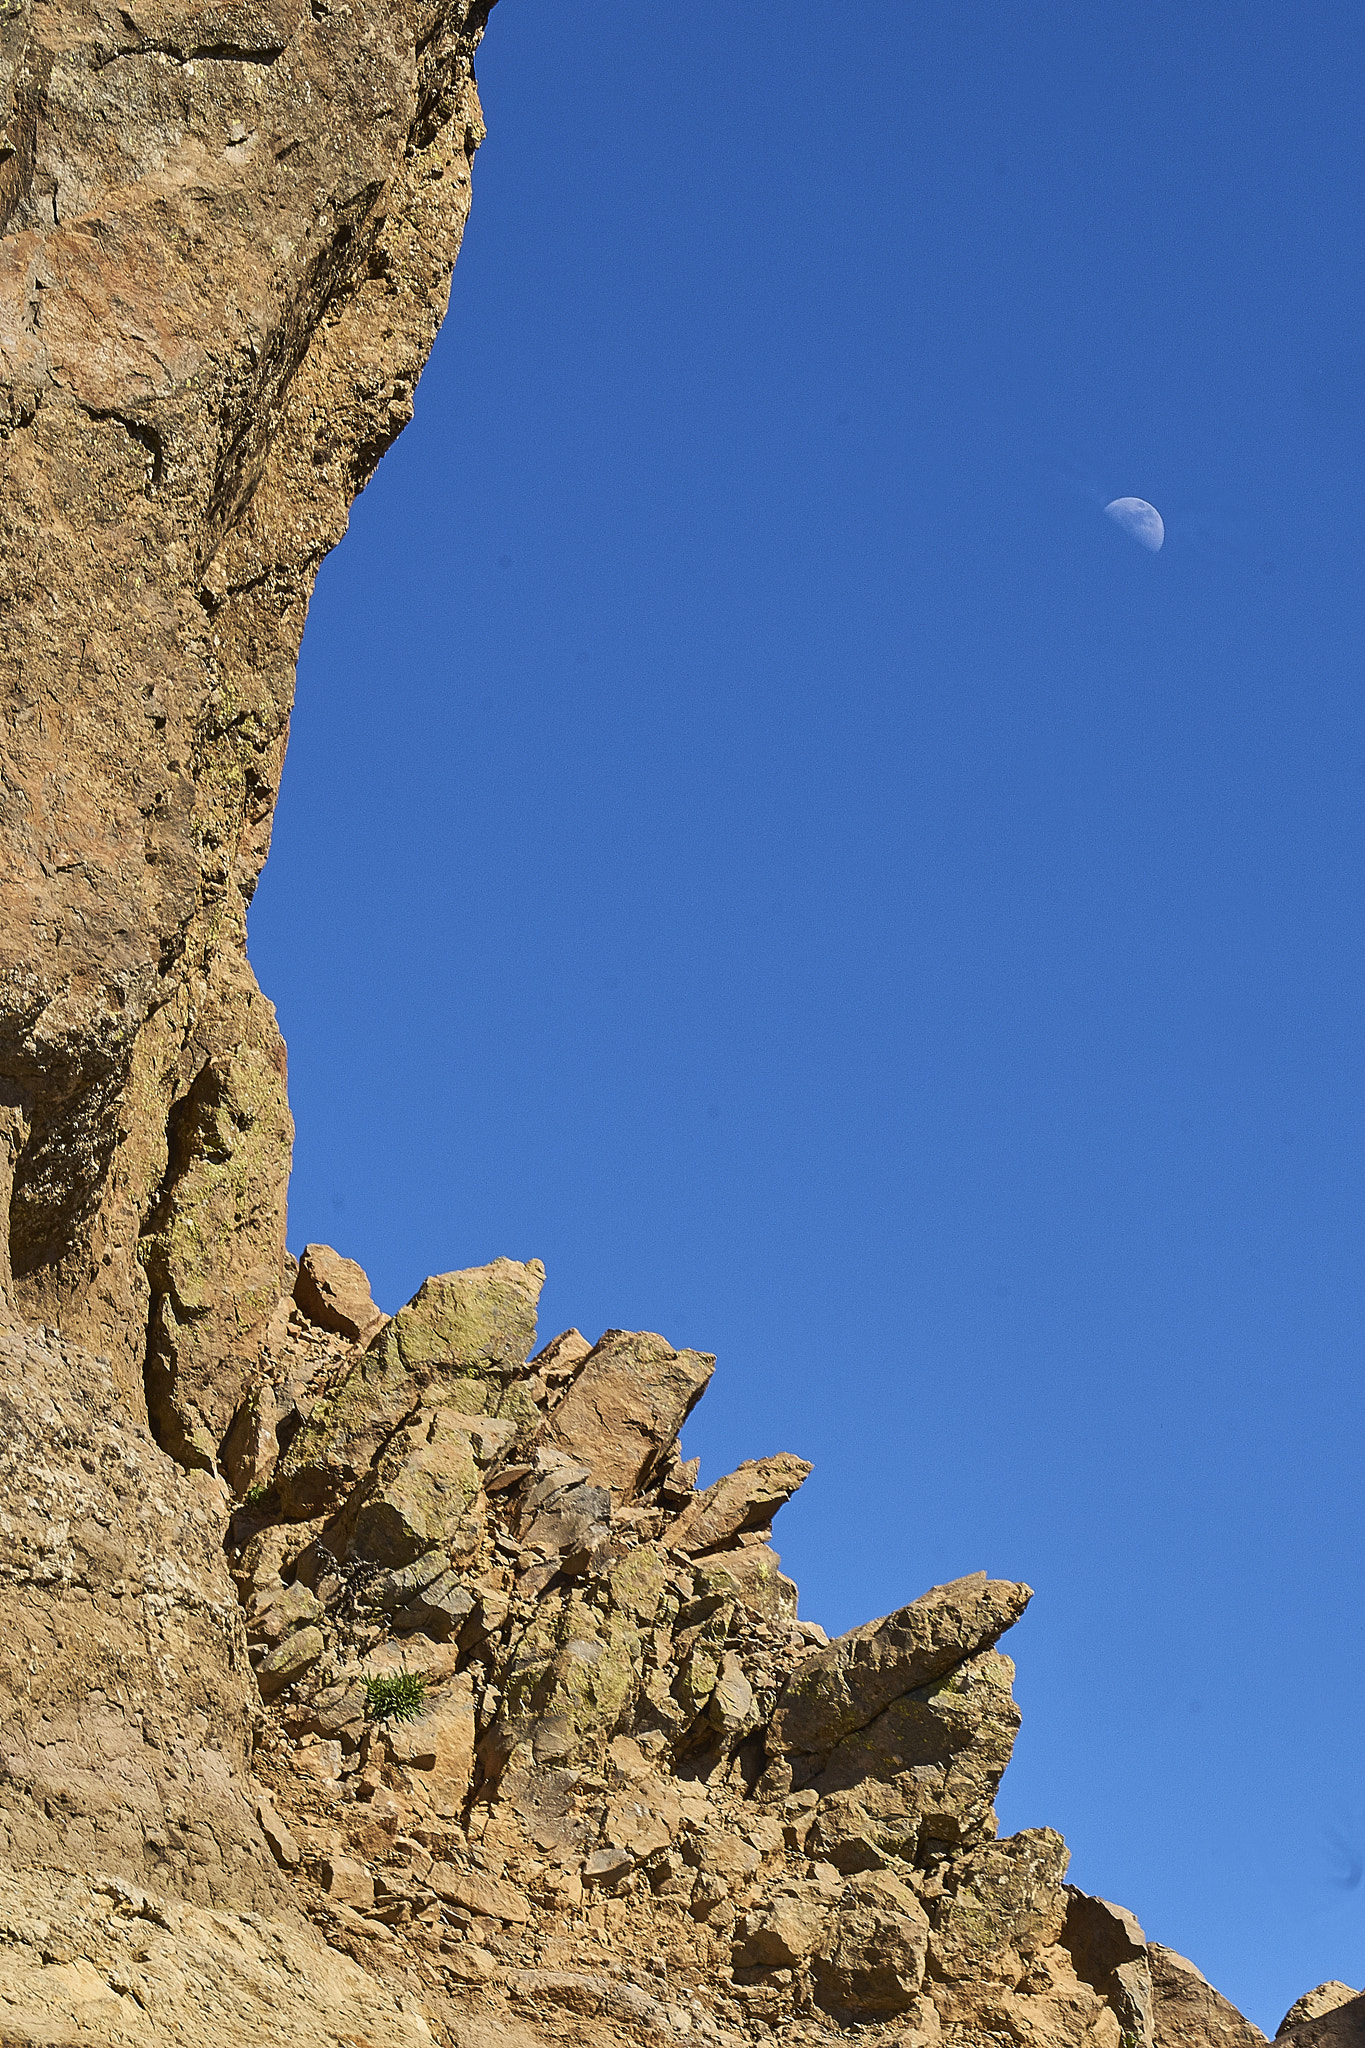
xmin=1104 ymin=496 xmax=1165 ymax=552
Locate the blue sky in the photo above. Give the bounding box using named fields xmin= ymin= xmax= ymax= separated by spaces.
xmin=250 ymin=4 xmax=1365 ymax=2027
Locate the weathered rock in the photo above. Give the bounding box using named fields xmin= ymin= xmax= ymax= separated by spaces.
xmin=429 ymin=1863 xmax=529 ymax=1923
xmin=275 ymin=1256 xmax=543 ymax=1515
xmin=378 ymin=1256 xmax=545 ymax=1379
xmin=732 ymin=1890 xmax=828 ymax=1969
xmin=1282 ymin=1989 xmax=1364 ymax=2036
xmin=392 ymin=1563 xmax=477 ymax=1640
xmin=534 ymin=1326 xmax=593 ymax=1387
xmin=666 ymin=1452 xmax=812 ymax=1553
xmin=0 ymin=4 xmax=1291 ymax=2043
xmin=814 ymin=1869 xmax=932 ymax=2018
xmin=255 ymin=1623 xmax=324 ymax=1696
xmin=802 ymin=1644 xmax=1023 ymax=1862
xmin=254 ymin=1790 xmax=301 ymax=1870
xmin=321 ymin=1854 xmax=375 ymax=1913
xmin=548 ymin=1327 xmax=715 ymax=1501
xmin=0 ymin=1323 xmax=287 ymax=1912
xmin=710 ymin=1538 xmax=798 ymax=1620
xmin=1279 ymin=1997 xmax=1365 ymax=2046
xmin=0 ymin=1865 xmax=436 ymax=2048
xmin=220 ymin=1383 xmax=281 ymax=1495
xmin=1062 ymin=1888 xmax=1154 ymax=2043
xmin=394 ymin=1679 xmax=475 ymax=1817
xmin=1151 ymin=1944 xmax=1270 ymax=2047
xmin=345 ymin=1407 xmax=482 ymax=1566
xmin=294 ymin=1243 xmax=388 ymax=1346
xmin=0 ymin=0 xmax=495 ymax=1457
xmin=583 ymin=1847 xmax=634 ymax=1887
xmin=769 ymin=1571 xmax=1032 ymax=1768
xmin=928 ymin=1828 xmax=1071 ymax=1988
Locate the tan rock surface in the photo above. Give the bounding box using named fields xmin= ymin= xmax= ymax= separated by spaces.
xmin=294 ymin=1242 xmax=388 ymax=1347
xmin=1151 ymin=1943 xmax=1270 ymax=2046
xmin=0 ymin=5 xmax=1309 ymax=2044
xmin=0 ymin=0 xmax=496 ymax=1467
xmin=1280 ymin=1987 xmax=1365 ymax=2037
xmin=666 ymin=1451 xmax=812 ymax=1554
xmin=548 ymin=1327 xmax=715 ymax=1501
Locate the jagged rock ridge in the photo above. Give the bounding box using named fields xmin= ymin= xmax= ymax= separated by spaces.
xmin=0 ymin=1 xmax=1352 ymax=2042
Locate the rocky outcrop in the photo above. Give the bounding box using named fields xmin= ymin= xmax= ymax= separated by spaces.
xmin=0 ymin=5 xmax=1344 ymax=2043
xmin=0 ymin=0 xmax=495 ymax=1478
xmin=0 ymin=1228 xmax=1348 ymax=2046
xmin=1280 ymin=1987 xmax=1365 ymax=2038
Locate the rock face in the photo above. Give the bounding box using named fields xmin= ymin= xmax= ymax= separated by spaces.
xmin=4 ymin=1232 xmax=1300 ymax=2048
xmin=0 ymin=6 xmax=1335 ymax=2045
xmin=0 ymin=0 xmax=495 ymax=1478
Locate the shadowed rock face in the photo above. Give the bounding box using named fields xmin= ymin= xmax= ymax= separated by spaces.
xmin=0 ymin=0 xmax=495 ymax=1469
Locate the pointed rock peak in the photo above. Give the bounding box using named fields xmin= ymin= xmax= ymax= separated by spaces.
xmin=293 ymin=1243 xmax=388 ymax=1347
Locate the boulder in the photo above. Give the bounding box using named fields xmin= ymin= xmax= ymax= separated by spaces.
xmin=294 ymin=1245 xmax=389 ymax=1347
xmin=247 ymin=1578 xmax=323 ymax=1647
xmin=429 ymin=1864 xmax=530 ymax=1924
xmin=220 ymin=1387 xmax=281 ymax=1496
xmin=666 ymin=1453 xmax=812 ymax=1553
xmin=1150 ymin=1945 xmax=1269 ymax=2047
xmin=1061 ymin=1888 xmax=1153 ymax=2044
xmin=1279 ymin=1995 xmax=1365 ymax=2046
xmin=801 ymin=1646 xmax=1022 ymax=1862
xmin=275 ymin=1257 xmax=544 ymax=1517
xmin=707 ymin=1540 xmax=798 ymax=1621
xmin=392 ymin=1566 xmax=477 ymax=1640
xmin=928 ymin=1829 xmax=1071 ymax=1988
xmin=256 ymin=1627 xmax=325 ymax=1699
xmin=254 ymin=1792 xmax=302 ymax=1871
xmin=534 ymin=1328 xmax=594 ymax=1387
xmin=583 ymin=1848 xmax=634 ymax=1888
xmin=388 ymin=1681 xmax=476 ymax=1817
xmin=769 ymin=1572 xmax=1032 ymax=1769
xmin=548 ymin=1329 xmax=715 ymax=1502
xmin=377 ymin=1257 xmax=545 ymax=1379
xmin=732 ymin=1891 xmax=828 ymax=1969
xmin=814 ymin=1870 xmax=932 ymax=2018
xmin=321 ymin=1855 xmax=375 ymax=1913
xmin=344 ymin=1410 xmax=482 ymax=1567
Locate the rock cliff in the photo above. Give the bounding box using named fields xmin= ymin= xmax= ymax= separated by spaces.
xmin=0 ymin=5 xmax=1348 ymax=2046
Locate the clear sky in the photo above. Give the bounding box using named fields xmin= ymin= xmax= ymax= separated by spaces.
xmin=249 ymin=4 xmax=1365 ymax=2028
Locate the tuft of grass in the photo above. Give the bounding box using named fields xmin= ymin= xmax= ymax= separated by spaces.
xmin=363 ymin=1670 xmax=428 ymax=1722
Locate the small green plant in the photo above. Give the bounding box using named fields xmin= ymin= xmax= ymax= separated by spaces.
xmin=243 ymin=1480 xmax=266 ymax=1506
xmin=363 ymin=1670 xmax=428 ymax=1723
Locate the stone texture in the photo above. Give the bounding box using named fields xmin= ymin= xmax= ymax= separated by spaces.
xmin=1151 ymin=1944 xmax=1270 ymax=2047
xmin=814 ymin=1868 xmax=931 ymax=2018
xmin=666 ymin=1451 xmax=812 ymax=1554
xmin=1062 ymin=1888 xmax=1153 ymax=2042
xmin=0 ymin=1320 xmax=286 ymax=1910
xmin=274 ymin=1254 xmax=544 ymax=1516
xmin=1281 ymin=1988 xmax=1364 ymax=2036
xmin=0 ymin=1866 xmax=436 ymax=2048
xmin=548 ymin=1326 xmax=715 ymax=1501
xmin=294 ymin=1241 xmax=388 ymax=1345
xmin=769 ymin=1571 xmax=1033 ymax=1770
xmin=1279 ymin=1999 xmax=1365 ymax=2047
xmin=0 ymin=0 xmax=497 ymax=1462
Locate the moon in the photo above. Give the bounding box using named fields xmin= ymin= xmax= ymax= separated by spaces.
xmin=1104 ymin=497 xmax=1164 ymax=552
